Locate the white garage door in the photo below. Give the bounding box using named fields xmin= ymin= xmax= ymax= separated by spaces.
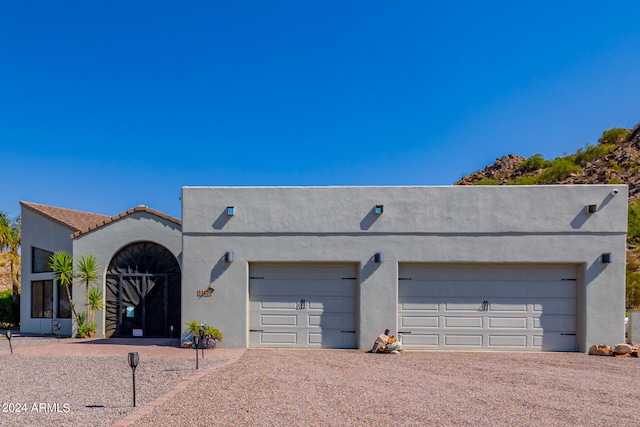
xmin=249 ymin=264 xmax=357 ymax=348
xmin=398 ymin=264 xmax=577 ymax=351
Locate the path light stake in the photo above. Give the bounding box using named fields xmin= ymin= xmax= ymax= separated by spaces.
xmin=6 ymin=330 xmax=12 ymax=355
xmin=169 ymin=325 xmax=174 ymax=347
xmin=56 ymin=322 xmax=61 ymax=341
xmin=199 ymin=325 xmax=205 ymax=359
xmin=128 ymin=352 xmax=139 ymax=407
xmin=193 ymin=335 xmax=200 ymax=370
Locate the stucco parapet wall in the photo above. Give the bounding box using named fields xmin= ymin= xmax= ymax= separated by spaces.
xmin=181 ymin=185 xmax=628 ymax=235
xmin=70 ymin=205 xmax=181 ymax=239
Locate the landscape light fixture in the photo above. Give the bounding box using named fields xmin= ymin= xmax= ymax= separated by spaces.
xmin=601 ymin=253 xmax=612 ymax=264
xmin=6 ymin=330 xmax=12 ymax=355
xmin=374 ymin=205 xmax=384 ymax=215
xmin=374 ymin=252 xmax=384 ymax=263
xmin=199 ymin=324 xmax=206 ymax=358
xmin=170 ymin=325 xmax=174 ymax=347
xmin=56 ymin=322 xmax=61 ymax=341
xmin=226 ymin=206 xmax=235 ymax=216
xmin=225 ymin=251 xmax=234 ymax=263
xmin=128 ymin=352 xmax=139 ymax=407
xmin=586 ymin=204 xmax=597 ymax=214
xmin=193 ymin=334 xmax=200 ymax=370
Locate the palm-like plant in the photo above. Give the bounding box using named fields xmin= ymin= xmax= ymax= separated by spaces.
xmin=0 ymin=213 xmax=21 ymax=300
xmin=76 ymin=255 xmax=100 ymax=325
xmin=50 ymin=251 xmax=80 ymax=325
xmin=88 ymin=286 xmax=104 ymax=325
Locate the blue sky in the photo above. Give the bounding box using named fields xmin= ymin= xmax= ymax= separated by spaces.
xmin=2 ymin=1 xmax=639 ymax=220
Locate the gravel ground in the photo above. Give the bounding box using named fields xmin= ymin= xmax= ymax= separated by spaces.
xmin=133 ymin=350 xmax=640 ymax=427
xmin=0 ymin=352 xmax=221 ymax=427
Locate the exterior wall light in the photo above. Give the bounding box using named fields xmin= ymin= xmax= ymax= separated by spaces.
xmin=226 ymin=206 xmax=235 ymax=216
xmin=374 ymin=252 xmax=384 ymax=263
xmin=374 ymin=205 xmax=384 ymax=215
xmin=586 ymin=204 xmax=597 ymax=214
xmin=225 ymin=251 xmax=234 ymax=263
xmin=602 ymin=253 xmax=612 ymax=264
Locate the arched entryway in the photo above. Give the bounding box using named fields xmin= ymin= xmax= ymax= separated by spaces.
xmin=105 ymin=242 xmax=181 ymax=337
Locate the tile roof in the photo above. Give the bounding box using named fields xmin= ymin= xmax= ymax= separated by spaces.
xmin=20 ymin=201 xmax=111 ymax=232
xmin=70 ymin=205 xmax=181 ymax=238
xmin=20 ymin=201 xmax=181 ymax=239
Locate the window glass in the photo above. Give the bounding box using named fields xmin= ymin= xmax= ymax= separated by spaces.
xmin=31 ymin=280 xmax=54 ymax=318
xmin=58 ymin=285 xmax=71 ymax=318
xmin=32 ymin=247 xmax=54 ymax=273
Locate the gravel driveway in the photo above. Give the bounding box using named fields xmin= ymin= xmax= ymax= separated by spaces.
xmin=2 ymin=340 xmax=639 ymax=427
xmin=135 ymin=350 xmax=639 ymax=427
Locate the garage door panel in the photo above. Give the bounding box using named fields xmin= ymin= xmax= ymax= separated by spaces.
xmin=489 ymin=335 xmax=527 ymax=348
xmin=445 ymin=335 xmax=483 ymax=346
xmin=402 ymin=333 xmax=439 ymax=347
xmin=260 ymin=314 xmax=298 ymax=326
xmin=400 ymin=301 xmax=439 ymax=311
xmin=401 ymin=316 xmax=439 ymax=327
xmin=398 ymin=264 xmax=577 ymax=351
xmin=533 ymin=300 xmax=576 ymax=314
xmin=258 ymin=332 xmax=298 ymax=344
xmin=533 ymin=315 xmax=575 ymax=331
xmin=250 ymin=264 xmax=357 ymax=348
xmin=489 ymin=317 xmax=528 ymax=329
xmin=490 ymin=302 xmax=528 ymax=312
xmin=260 ymin=300 xmax=298 ymax=310
xmin=445 ymin=317 xmax=483 ymax=328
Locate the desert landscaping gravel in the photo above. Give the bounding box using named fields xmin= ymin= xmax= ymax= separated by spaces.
xmin=1 ymin=338 xmax=639 ymax=427
xmin=135 ymin=349 xmax=640 ymax=427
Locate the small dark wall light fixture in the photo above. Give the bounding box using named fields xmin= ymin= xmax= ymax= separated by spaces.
xmin=374 ymin=252 xmax=384 ymax=263
xmin=586 ymin=204 xmax=597 ymax=214
xmin=128 ymin=352 xmax=139 ymax=407
xmin=6 ymin=330 xmax=13 ymax=354
xmin=374 ymin=205 xmax=384 ymax=215
xmin=225 ymin=251 xmax=234 ymax=263
xmin=226 ymin=206 xmax=235 ymax=216
xmin=602 ymin=253 xmax=612 ymax=264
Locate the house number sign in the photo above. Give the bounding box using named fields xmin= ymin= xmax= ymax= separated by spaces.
xmin=197 ymin=289 xmax=213 ymax=297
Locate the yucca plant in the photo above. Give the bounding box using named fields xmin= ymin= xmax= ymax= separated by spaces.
xmin=50 ymin=251 xmax=80 ymax=326
xmin=76 ymin=255 xmax=100 ymax=325
xmin=88 ymin=286 xmax=104 ymax=325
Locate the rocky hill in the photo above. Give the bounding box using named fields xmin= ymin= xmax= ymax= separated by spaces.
xmin=455 ymin=125 xmax=640 ymax=199
xmin=454 ymin=123 xmax=640 ymax=309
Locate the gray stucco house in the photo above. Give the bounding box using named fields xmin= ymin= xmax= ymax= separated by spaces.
xmin=20 ymin=185 xmax=628 ymax=352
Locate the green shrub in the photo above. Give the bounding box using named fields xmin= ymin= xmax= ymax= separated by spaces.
xmin=0 ymin=290 xmax=19 ymax=328
xmin=509 ymin=175 xmax=539 ymax=185
xmin=519 ymin=154 xmax=551 ymax=171
xmin=608 ymin=178 xmax=623 ymax=184
xmin=571 ymin=143 xmax=616 ymax=164
xmin=537 ymin=158 xmax=582 ymax=183
xmin=628 ymin=199 xmax=640 ymax=246
xmin=626 ymin=270 xmax=640 ymax=310
xmin=599 ymin=127 xmax=629 ymax=144
xmin=473 ymin=178 xmax=498 ymax=185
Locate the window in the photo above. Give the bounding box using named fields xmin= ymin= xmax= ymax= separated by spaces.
xmin=32 ymin=247 xmax=54 ymax=273
xmin=31 ymin=280 xmax=71 ymax=319
xmin=31 ymin=280 xmax=53 ymax=318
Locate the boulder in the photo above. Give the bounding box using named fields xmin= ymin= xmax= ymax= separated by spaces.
xmin=588 ymin=344 xmax=612 ymax=356
xmin=613 ymin=343 xmax=633 ymax=355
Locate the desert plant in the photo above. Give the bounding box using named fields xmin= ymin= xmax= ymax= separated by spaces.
xmin=519 ymin=153 xmax=551 ymax=171
xmin=473 ymin=178 xmax=498 ymax=185
xmin=598 ymin=127 xmax=629 ymax=144
xmin=76 ymin=255 xmax=100 ymax=325
xmin=0 ymin=289 xmax=19 ymax=328
xmin=537 ymin=158 xmax=582 ymax=183
xmin=88 ymin=286 xmax=104 ymax=324
xmin=184 ymin=321 xmax=223 ymax=347
xmin=50 ymin=251 xmax=80 ymax=326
